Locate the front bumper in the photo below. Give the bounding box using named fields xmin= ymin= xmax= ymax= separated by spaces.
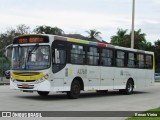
xmin=10 ymin=79 xmax=51 ymax=92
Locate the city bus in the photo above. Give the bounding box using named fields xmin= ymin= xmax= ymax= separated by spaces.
xmin=10 ymin=34 xmax=154 ymax=99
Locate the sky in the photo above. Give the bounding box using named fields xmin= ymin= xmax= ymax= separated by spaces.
xmin=0 ymin=0 xmax=160 ymax=44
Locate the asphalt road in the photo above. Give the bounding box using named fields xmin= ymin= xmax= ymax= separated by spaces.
xmin=0 ymin=83 xmax=160 ymax=120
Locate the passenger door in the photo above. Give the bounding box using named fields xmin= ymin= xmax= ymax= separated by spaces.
xmin=51 ymin=40 xmax=67 ymax=91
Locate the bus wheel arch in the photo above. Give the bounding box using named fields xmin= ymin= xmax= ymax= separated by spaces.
xmin=67 ymin=77 xmax=84 ymax=99
xmin=73 ymin=77 xmax=84 ymax=91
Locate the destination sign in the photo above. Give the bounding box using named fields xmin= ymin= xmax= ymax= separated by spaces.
xmin=13 ymin=35 xmax=49 ymax=44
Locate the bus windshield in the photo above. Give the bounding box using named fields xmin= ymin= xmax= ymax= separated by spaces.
xmin=12 ymin=45 xmax=50 ymax=70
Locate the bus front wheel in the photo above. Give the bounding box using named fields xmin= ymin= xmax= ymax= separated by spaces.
xmin=37 ymin=91 xmax=49 ymax=96
xmin=67 ymin=79 xmax=81 ymax=99
xmin=119 ymin=80 xmax=134 ymax=95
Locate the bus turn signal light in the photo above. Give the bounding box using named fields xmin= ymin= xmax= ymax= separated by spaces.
xmin=44 ymin=74 xmax=49 ymax=79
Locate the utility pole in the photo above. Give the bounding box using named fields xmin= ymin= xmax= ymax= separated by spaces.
xmin=131 ymin=0 xmax=135 ymax=48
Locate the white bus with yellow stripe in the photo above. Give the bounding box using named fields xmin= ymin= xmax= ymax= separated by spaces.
xmin=10 ymin=34 xmax=154 ymax=99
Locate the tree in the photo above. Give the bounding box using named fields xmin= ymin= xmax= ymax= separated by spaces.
xmin=16 ymin=24 xmax=30 ymax=35
xmin=110 ymin=28 xmax=129 ymax=47
xmin=34 ymin=25 xmax=64 ymax=35
xmin=154 ymin=39 xmax=160 ymax=72
xmin=86 ymin=29 xmax=101 ymax=40
xmin=0 ymin=24 xmax=31 ymax=49
xmin=131 ymin=29 xmax=152 ymax=51
xmin=132 ymin=29 xmax=146 ymax=50
xmin=110 ymin=28 xmax=152 ymax=51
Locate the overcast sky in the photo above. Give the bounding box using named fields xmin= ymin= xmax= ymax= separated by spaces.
xmin=0 ymin=0 xmax=160 ymax=44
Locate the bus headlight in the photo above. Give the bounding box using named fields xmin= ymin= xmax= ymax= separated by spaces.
xmin=44 ymin=74 xmax=49 ymax=79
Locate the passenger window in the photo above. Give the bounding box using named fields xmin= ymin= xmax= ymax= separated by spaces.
xmin=137 ymin=54 xmax=145 ymax=68
xmin=87 ymin=47 xmax=99 ymax=65
xmin=146 ymin=55 xmax=152 ymax=69
xmin=70 ymin=44 xmax=85 ymax=64
xmin=116 ymin=51 xmax=125 ymax=67
xmin=101 ymin=49 xmax=113 ymax=66
xmin=53 ymin=49 xmax=66 ymax=64
xmin=128 ymin=53 xmax=135 ymax=68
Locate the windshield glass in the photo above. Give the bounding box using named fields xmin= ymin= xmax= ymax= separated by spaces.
xmin=12 ymin=45 xmax=50 ymax=70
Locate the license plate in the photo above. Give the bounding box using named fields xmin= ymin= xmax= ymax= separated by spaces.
xmin=22 ymin=84 xmax=29 ymax=88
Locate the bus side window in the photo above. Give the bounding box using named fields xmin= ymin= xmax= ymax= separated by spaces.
xmin=87 ymin=47 xmax=99 ymax=65
xmin=137 ymin=54 xmax=145 ymax=68
xmin=52 ymin=48 xmax=66 ymax=73
xmin=127 ymin=52 xmax=135 ymax=68
xmin=116 ymin=50 xmax=125 ymax=67
xmin=146 ymin=55 xmax=152 ymax=69
xmin=53 ymin=49 xmax=66 ymax=64
xmin=101 ymin=49 xmax=113 ymax=66
xmin=70 ymin=44 xmax=85 ymax=64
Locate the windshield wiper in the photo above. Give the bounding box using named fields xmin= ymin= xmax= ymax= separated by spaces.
xmin=17 ymin=45 xmax=21 ymax=68
xmin=26 ymin=44 xmax=39 ymax=62
xmin=24 ymin=44 xmax=39 ymax=70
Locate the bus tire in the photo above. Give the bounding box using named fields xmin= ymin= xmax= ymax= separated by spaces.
xmin=125 ymin=80 xmax=134 ymax=95
xmin=67 ymin=79 xmax=81 ymax=99
xmin=37 ymin=91 xmax=49 ymax=96
xmin=119 ymin=80 xmax=134 ymax=95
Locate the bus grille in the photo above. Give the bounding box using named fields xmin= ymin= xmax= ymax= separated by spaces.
xmin=17 ymin=84 xmax=34 ymax=89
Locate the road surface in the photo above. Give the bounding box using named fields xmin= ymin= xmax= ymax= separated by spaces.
xmin=0 ymin=83 xmax=160 ymax=120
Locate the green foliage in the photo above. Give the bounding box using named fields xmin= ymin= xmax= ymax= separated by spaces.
xmin=0 ymin=57 xmax=11 ymax=76
xmin=110 ymin=28 xmax=152 ymax=51
xmin=0 ymin=24 xmax=30 ymax=49
xmin=111 ymin=28 xmax=129 ymax=47
xmin=86 ymin=29 xmax=101 ymax=41
xmin=154 ymin=40 xmax=160 ymax=72
xmin=133 ymin=29 xmax=152 ymax=51
xmin=34 ymin=25 xmax=64 ymax=35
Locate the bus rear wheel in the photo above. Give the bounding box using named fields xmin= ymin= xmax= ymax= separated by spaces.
xmin=37 ymin=91 xmax=49 ymax=96
xmin=119 ymin=80 xmax=134 ymax=95
xmin=67 ymin=79 xmax=81 ymax=99
xmin=125 ymin=80 xmax=134 ymax=95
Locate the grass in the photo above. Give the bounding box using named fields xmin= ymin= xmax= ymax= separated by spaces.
xmin=127 ymin=107 xmax=160 ymax=120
